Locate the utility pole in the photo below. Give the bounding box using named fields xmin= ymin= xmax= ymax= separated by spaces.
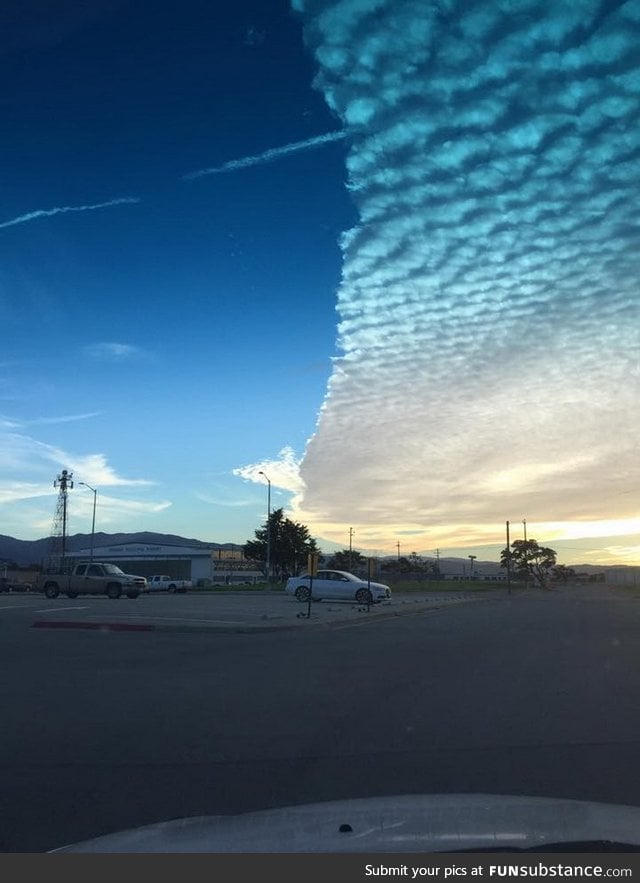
xmin=397 ymin=540 xmax=400 ymax=563
xmin=349 ymin=527 xmax=355 ymax=571
xmin=468 ymin=554 xmax=477 ymax=579
xmin=506 ymin=520 xmax=512 ymax=594
xmin=78 ymin=482 xmax=97 ymax=564
xmin=523 ymin=518 xmax=529 ymax=590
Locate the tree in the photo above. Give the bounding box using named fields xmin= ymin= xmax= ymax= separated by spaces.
xmin=552 ymin=564 xmax=576 ymax=584
xmin=407 ymin=552 xmax=438 ymax=575
xmin=244 ymin=508 xmax=319 ymax=579
xmin=380 ymin=553 xmax=437 ymax=576
xmin=500 ymin=538 xmax=557 ymax=589
xmin=326 ymin=549 xmax=367 ymax=571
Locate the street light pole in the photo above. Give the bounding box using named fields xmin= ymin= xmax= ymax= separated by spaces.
xmin=506 ymin=520 xmax=512 ymax=594
xmin=523 ymin=518 xmax=529 ymax=590
xmin=258 ymin=471 xmax=271 ymax=582
xmin=78 ymin=482 xmax=97 ymax=563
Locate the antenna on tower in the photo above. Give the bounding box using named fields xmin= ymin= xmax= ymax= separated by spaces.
xmin=50 ymin=469 xmax=74 ymax=565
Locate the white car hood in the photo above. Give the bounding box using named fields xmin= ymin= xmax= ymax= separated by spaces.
xmin=51 ymin=793 xmax=640 ymax=852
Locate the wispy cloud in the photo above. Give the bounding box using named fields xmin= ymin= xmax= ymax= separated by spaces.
xmin=291 ymin=0 xmax=640 ymax=557
xmin=182 ymin=130 xmax=347 ymax=180
xmin=0 ymin=433 xmax=154 ymax=488
xmin=68 ymin=452 xmax=155 ymax=488
xmin=29 ymin=412 xmax=104 ymax=426
xmin=597 ymin=544 xmax=640 ymax=564
xmin=233 ymin=446 xmax=304 ymax=497
xmin=0 ymin=430 xmax=170 ymax=538
xmin=0 ymin=415 xmax=23 ymax=430
xmin=0 ymin=411 xmax=103 ymax=434
xmin=83 ymin=342 xmax=145 ymax=361
xmin=193 ymin=492 xmax=255 ymax=508
xmin=0 ymin=197 xmax=140 ymax=230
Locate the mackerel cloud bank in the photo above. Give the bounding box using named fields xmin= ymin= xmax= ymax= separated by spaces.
xmin=291 ymin=0 xmax=640 ymax=549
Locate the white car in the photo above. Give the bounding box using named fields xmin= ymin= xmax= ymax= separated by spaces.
xmin=285 ymin=570 xmax=391 ymax=604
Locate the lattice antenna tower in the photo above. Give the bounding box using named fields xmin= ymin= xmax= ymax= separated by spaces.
xmin=50 ymin=469 xmax=74 ymax=561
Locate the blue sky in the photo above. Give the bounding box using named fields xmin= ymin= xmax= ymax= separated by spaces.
xmin=1 ymin=0 xmax=639 ymax=567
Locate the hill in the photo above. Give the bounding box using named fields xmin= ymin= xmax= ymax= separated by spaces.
xmin=0 ymin=532 xmax=242 ymax=567
xmin=0 ymin=532 xmax=626 ymax=574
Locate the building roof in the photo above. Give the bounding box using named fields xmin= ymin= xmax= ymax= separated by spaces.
xmin=75 ymin=542 xmax=214 ymax=558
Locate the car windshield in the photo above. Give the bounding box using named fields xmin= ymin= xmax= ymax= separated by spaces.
xmin=1 ymin=0 xmax=639 ymax=859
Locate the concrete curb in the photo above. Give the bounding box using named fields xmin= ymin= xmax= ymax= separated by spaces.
xmin=32 ymin=621 xmax=155 ymax=632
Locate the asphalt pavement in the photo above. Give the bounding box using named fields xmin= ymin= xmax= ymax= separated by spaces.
xmin=2 ymin=581 xmax=638 ymax=852
xmin=0 ymin=587 xmax=507 ymax=633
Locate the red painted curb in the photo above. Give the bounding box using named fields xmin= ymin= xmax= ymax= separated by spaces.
xmin=32 ymin=621 xmax=155 ymax=632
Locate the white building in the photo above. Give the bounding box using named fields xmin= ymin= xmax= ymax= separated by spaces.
xmin=73 ymin=542 xmax=250 ymax=584
xmin=604 ymin=566 xmax=640 ymax=587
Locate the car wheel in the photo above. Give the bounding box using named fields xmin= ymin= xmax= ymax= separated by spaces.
xmin=355 ymin=587 xmax=373 ymax=604
xmin=44 ymin=584 xmax=59 ymax=599
xmin=106 ymin=583 xmax=122 ymax=600
xmin=66 ymin=592 xmax=79 ymax=599
xmin=294 ymin=585 xmax=311 ymax=602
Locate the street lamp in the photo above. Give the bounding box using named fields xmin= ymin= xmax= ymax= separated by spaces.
xmin=258 ymin=471 xmax=271 ymax=582
xmin=523 ymin=519 xmax=529 ymax=589
xmin=78 ymin=482 xmax=97 ymax=563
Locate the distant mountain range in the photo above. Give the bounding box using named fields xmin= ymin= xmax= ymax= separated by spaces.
xmin=0 ymin=532 xmax=625 ymax=573
xmin=0 ymin=532 xmax=244 ymax=566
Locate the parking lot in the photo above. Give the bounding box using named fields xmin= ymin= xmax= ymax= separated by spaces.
xmin=0 ymin=588 xmax=504 ymax=633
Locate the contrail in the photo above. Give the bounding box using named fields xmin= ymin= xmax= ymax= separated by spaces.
xmin=0 ymin=197 xmax=140 ymax=230
xmin=182 ymin=130 xmax=347 ymax=180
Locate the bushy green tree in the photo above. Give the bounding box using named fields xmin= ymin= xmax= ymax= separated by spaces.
xmin=500 ymin=539 xmax=557 ymax=589
xmin=244 ymin=508 xmax=319 ymax=579
xmin=326 ymin=549 xmax=367 ymax=571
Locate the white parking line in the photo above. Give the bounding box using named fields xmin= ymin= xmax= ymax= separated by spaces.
xmin=0 ymin=605 xmax=37 ymax=611
xmin=34 ymin=606 xmax=90 ymax=613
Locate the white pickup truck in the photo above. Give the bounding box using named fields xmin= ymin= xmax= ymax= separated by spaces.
xmin=146 ymin=575 xmax=191 ymax=593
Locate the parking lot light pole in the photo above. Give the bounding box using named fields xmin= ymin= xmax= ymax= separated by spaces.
xmin=78 ymin=482 xmax=97 ymax=564
xmin=258 ymin=471 xmax=271 ymax=583
xmin=349 ymin=527 xmax=355 ymax=571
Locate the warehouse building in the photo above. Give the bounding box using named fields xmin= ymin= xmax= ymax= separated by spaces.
xmin=73 ymin=541 xmax=259 ymax=584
